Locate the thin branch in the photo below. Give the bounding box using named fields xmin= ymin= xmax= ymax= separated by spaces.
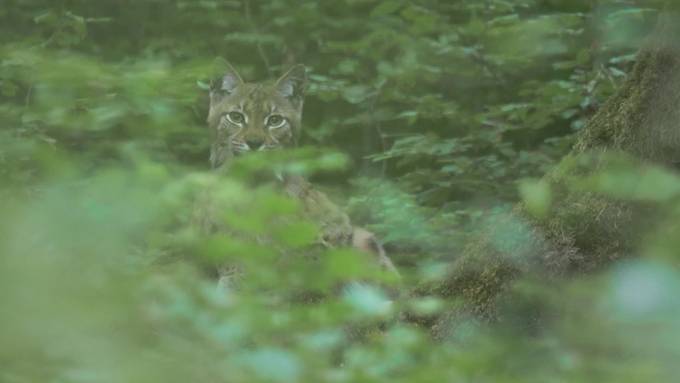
xmin=25 ymin=85 xmax=33 ymax=108
xmin=244 ymin=0 xmax=272 ymax=76
xmin=370 ymin=88 xmax=388 ymax=177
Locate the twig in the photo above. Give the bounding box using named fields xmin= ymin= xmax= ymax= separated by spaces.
xmin=244 ymin=0 xmax=272 ymax=76
xmin=25 ymin=85 xmax=33 ymax=108
xmin=370 ymin=86 xmax=388 ymax=177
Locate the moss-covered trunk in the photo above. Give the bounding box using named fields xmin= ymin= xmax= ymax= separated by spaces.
xmin=427 ymin=13 xmax=680 ymax=338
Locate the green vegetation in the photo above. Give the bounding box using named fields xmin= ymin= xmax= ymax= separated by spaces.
xmin=2 ymin=1 xmax=679 ymax=382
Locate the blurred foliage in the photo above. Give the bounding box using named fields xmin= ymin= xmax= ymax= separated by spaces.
xmin=1 ymin=0 xmax=679 ymax=382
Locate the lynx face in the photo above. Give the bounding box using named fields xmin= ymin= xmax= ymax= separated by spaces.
xmin=207 ymin=64 xmax=307 ymax=169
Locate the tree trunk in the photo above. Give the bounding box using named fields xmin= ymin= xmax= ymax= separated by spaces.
xmin=426 ymin=13 xmax=680 ymax=339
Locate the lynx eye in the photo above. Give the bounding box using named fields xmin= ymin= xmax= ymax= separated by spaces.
xmin=225 ymin=111 xmax=245 ymax=125
xmin=267 ymin=115 xmax=286 ymax=129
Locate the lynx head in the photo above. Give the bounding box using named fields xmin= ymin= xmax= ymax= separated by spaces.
xmin=207 ymin=64 xmax=307 ymax=169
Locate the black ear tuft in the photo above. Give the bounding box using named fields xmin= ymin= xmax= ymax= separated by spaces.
xmin=211 ymin=62 xmax=243 ymax=96
xmin=275 ymin=64 xmax=307 ymax=105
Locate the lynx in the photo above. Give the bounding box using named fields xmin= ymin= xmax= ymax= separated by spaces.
xmin=206 ymin=64 xmax=398 ymax=279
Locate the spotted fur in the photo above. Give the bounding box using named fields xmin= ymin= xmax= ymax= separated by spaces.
xmin=207 ymin=64 xmax=306 ymax=169
xmin=204 ymin=64 xmax=399 ymax=281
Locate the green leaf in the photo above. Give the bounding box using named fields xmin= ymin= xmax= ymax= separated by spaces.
xmin=519 ymin=179 xmax=552 ymax=218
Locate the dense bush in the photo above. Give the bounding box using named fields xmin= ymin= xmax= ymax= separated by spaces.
xmin=2 ymin=1 xmax=679 ymax=382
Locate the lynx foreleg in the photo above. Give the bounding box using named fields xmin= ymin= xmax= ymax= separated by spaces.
xmin=351 ymin=227 xmax=399 ymax=277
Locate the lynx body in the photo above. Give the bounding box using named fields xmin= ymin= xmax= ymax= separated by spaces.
xmin=205 ymin=64 xmax=398 ymax=280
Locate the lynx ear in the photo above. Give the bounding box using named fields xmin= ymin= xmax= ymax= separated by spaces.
xmin=275 ymin=64 xmax=307 ymax=106
xmin=211 ymin=62 xmax=243 ymax=97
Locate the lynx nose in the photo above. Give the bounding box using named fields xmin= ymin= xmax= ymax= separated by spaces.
xmin=245 ymin=139 xmax=264 ymax=150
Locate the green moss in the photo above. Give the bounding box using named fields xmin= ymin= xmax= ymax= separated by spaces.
xmin=427 ymin=15 xmax=680 ymax=329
